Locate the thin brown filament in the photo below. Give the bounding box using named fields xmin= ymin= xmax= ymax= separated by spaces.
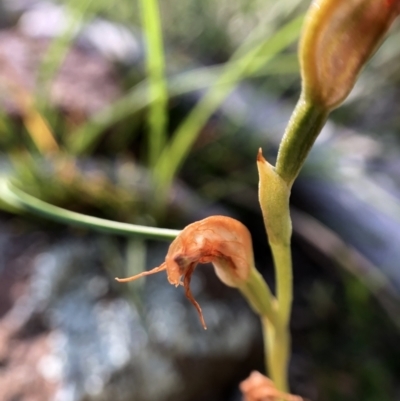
xmin=115 ymin=263 xmax=167 ymax=282
xmin=183 ymin=264 xmax=207 ymax=330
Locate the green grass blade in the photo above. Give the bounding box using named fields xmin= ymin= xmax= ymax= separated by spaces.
xmin=0 ymin=178 xmax=179 ymax=241
xmin=140 ymin=0 xmax=168 ymax=166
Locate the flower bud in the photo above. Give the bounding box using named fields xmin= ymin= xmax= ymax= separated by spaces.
xmin=300 ymin=0 xmax=400 ymax=110
xmin=116 ymin=215 xmax=254 ymax=329
xmin=240 ymin=371 xmax=303 ymax=401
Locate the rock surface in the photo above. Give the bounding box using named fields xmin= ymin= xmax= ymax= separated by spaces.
xmin=0 ymin=219 xmax=260 ymax=401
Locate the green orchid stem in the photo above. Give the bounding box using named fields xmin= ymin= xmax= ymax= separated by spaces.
xmin=262 ymin=317 xmax=290 ymax=393
xmin=257 ymin=95 xmax=330 ymax=394
xmin=239 ymin=265 xmax=277 ymax=326
xmin=270 ymin=241 xmax=293 ymax=327
xmin=275 ymin=95 xmax=329 ymax=187
xmin=261 ymin=203 xmax=292 ymax=394
xmin=238 ymin=263 xmax=291 ymax=392
xmin=264 ymin=240 xmax=292 ymax=394
xmin=0 ymin=178 xmax=180 ymax=241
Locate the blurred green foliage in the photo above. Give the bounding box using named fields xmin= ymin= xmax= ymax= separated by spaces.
xmin=0 ymin=0 xmax=304 ymax=222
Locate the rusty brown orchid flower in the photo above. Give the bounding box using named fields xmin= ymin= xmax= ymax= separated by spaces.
xmin=240 ymin=371 xmax=303 ymax=401
xmin=116 ymin=215 xmax=254 ymax=329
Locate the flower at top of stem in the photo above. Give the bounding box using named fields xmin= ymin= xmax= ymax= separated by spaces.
xmin=300 ymin=0 xmax=400 ymax=110
xmin=116 ymin=215 xmax=254 ymax=329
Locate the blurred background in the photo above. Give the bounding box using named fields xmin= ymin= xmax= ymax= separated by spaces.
xmin=0 ymin=0 xmax=400 ymax=400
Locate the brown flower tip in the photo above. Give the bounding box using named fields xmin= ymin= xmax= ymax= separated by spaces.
xmin=257 ymin=148 xmax=265 ymax=163
xmin=240 ymin=371 xmax=303 ymax=401
xmin=116 ymin=215 xmax=255 ymax=330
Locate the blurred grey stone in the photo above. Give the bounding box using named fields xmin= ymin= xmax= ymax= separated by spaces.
xmin=0 ymin=230 xmax=259 ymax=401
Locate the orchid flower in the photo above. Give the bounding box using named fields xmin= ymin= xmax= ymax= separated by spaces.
xmin=116 ymin=215 xmax=261 ymax=329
